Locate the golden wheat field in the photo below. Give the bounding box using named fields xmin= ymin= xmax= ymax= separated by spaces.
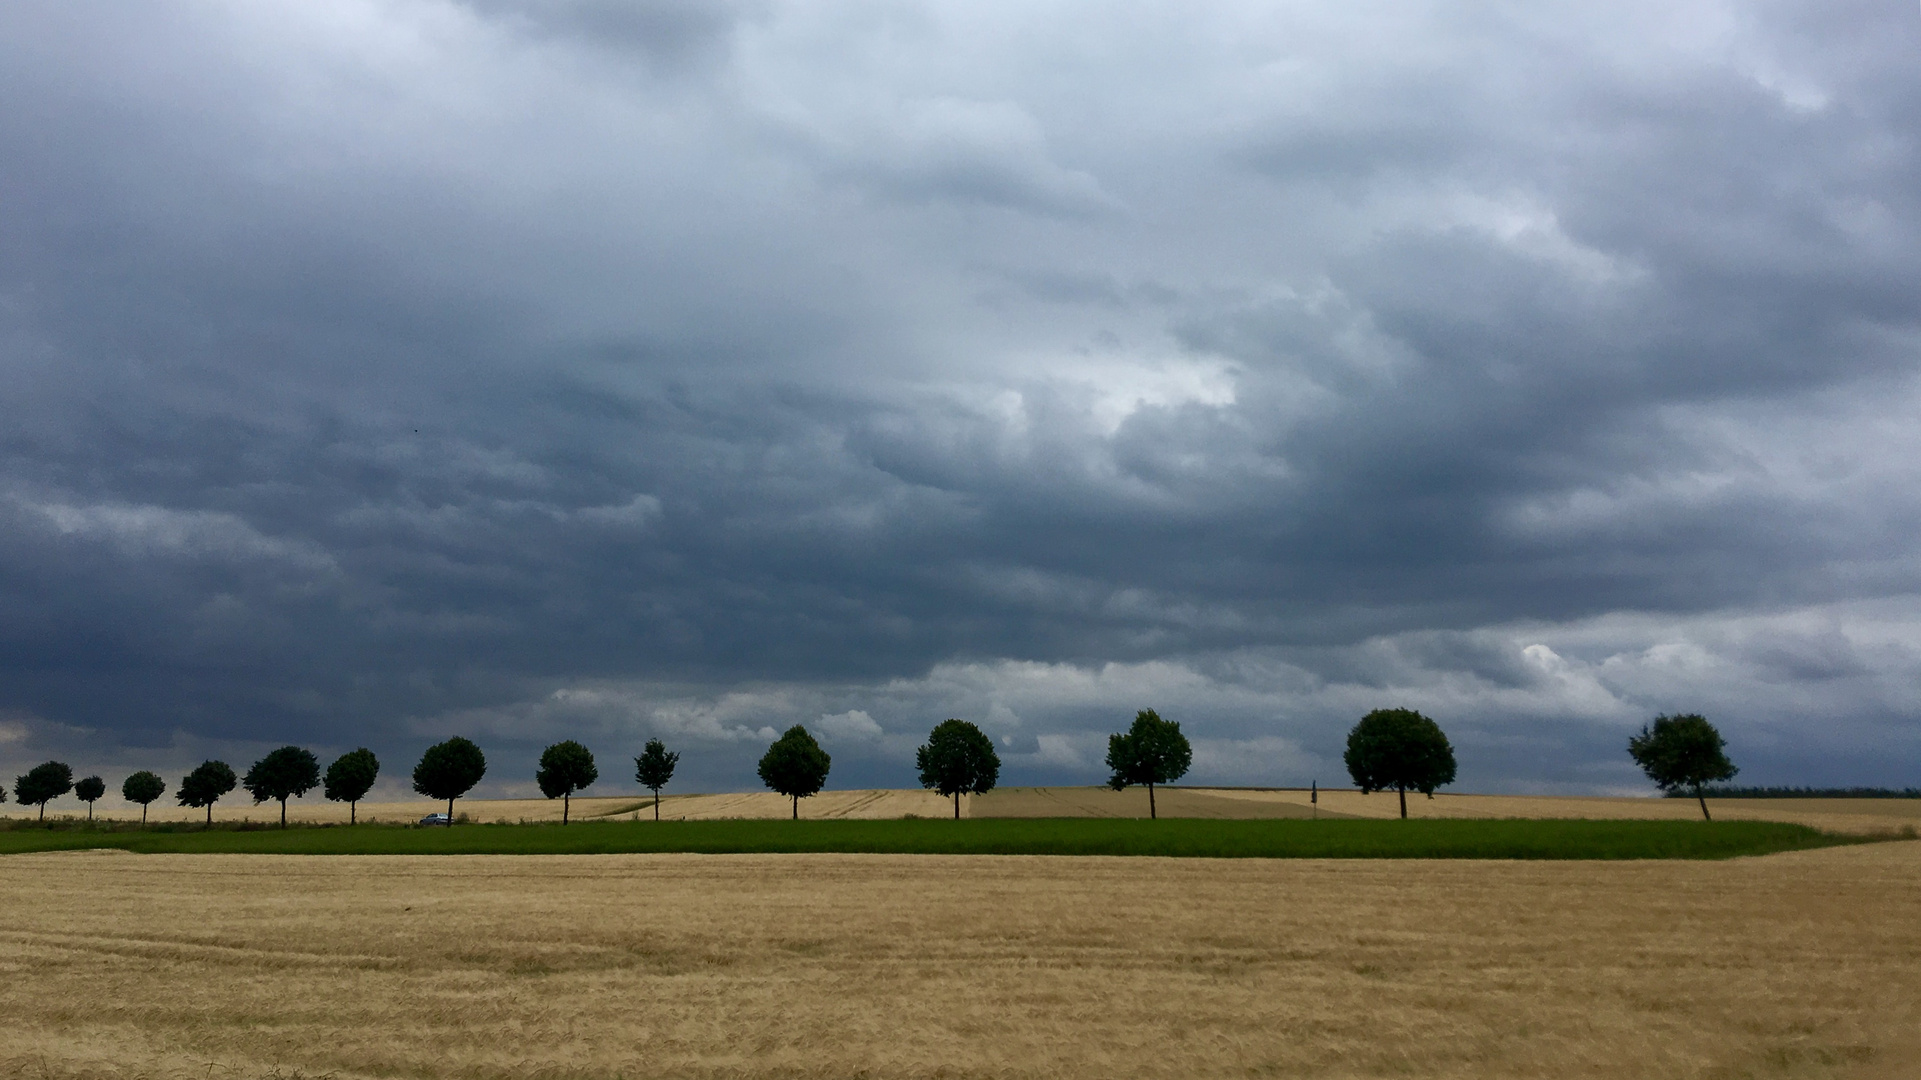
xmin=2 ymin=841 xmax=1918 ymax=1080
xmin=4 ymin=788 xmax=961 ymax=826
xmin=19 ymin=786 xmax=1921 ymax=834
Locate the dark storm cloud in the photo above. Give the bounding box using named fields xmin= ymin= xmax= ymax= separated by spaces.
xmin=3 ymin=0 xmax=1921 ymax=804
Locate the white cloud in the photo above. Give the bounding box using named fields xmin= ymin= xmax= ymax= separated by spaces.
xmin=816 ymin=708 xmax=883 ymax=741
xmin=19 ymin=497 xmax=337 ymax=571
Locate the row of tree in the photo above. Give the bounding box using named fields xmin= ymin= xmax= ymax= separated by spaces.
xmin=1 ymin=735 xmax=684 ymax=827
xmin=6 ymin=707 xmax=1737 ymax=824
xmin=1335 ymin=708 xmax=1739 ymax=820
xmin=5 ymin=748 xmax=385 ymax=825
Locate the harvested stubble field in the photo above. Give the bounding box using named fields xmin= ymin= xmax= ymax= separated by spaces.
xmin=4 ymin=842 xmax=1919 ymax=1080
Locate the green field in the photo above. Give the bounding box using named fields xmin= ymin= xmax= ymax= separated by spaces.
xmin=0 ymin=816 xmax=1874 ymax=859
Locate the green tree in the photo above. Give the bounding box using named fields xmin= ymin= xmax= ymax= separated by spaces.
xmin=757 ymin=725 xmax=831 ymax=819
xmin=243 ymin=746 xmax=322 ymax=827
xmin=1105 ymin=709 xmax=1191 ymax=819
xmin=412 ymin=737 xmax=486 ymax=822
xmin=633 ymin=738 xmax=679 ymax=821
xmin=916 ymin=719 xmax=1001 ymax=819
xmin=536 ymin=740 xmax=599 ymax=823
xmin=14 ymin=761 xmax=75 ymax=821
xmin=323 ymin=748 xmax=380 ymax=824
xmin=1628 ymin=713 xmax=1738 ymax=821
xmin=122 ymin=771 xmax=166 ymax=823
xmin=177 ymin=760 xmax=238 ymax=825
xmin=1344 ymin=708 xmax=1457 ymax=819
xmin=74 ymin=775 xmax=106 ymax=820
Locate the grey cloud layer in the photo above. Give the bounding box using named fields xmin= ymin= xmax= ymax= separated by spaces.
xmin=2 ymin=0 xmax=1918 ymax=797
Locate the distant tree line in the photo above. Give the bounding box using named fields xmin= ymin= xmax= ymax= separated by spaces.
xmin=1669 ymin=786 xmax=1920 ymax=800
xmin=5 ymin=703 xmax=1823 ymax=828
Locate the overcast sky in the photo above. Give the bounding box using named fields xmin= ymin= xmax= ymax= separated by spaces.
xmin=4 ymin=0 xmax=1919 ymax=804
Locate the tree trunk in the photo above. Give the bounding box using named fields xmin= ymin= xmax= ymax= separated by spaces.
xmin=563 ymin=791 xmax=570 ymax=824
xmin=1696 ymin=786 xmax=1711 ymax=821
xmin=87 ymin=802 xmax=93 ymax=821
xmin=206 ymin=803 xmax=212 ymax=825
xmin=141 ymin=803 xmax=148 ymax=824
xmin=1398 ymin=785 xmax=1407 ymax=819
xmin=350 ymin=801 xmax=357 ymax=825
xmin=38 ymin=802 xmax=44 ymax=821
xmin=1148 ymin=783 xmax=1157 ymax=820
xmin=953 ymin=792 xmax=960 ymax=819
xmin=653 ymin=790 xmax=660 ymax=821
xmin=447 ymin=797 xmax=455 ymax=823
xmin=792 ymin=794 xmax=798 ymax=820
xmin=280 ymin=798 xmax=288 ymax=828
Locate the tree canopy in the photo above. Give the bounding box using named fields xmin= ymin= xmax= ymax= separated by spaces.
xmin=1343 ymin=708 xmax=1457 ymax=819
xmin=412 ymin=737 xmax=487 ymax=821
xmin=177 ymin=760 xmax=238 ymax=824
xmin=1105 ymin=709 xmax=1191 ymax=819
xmin=757 ymin=725 xmax=831 ymax=819
xmin=1628 ymin=713 xmax=1738 ymax=820
xmin=634 ymin=738 xmax=679 ymax=821
xmin=536 ymin=740 xmax=598 ymax=823
xmin=243 ymin=746 xmax=322 ymax=827
xmin=122 ymin=771 xmax=167 ymax=822
xmin=15 ymin=761 xmax=75 ymax=820
xmin=74 ymin=775 xmax=106 ymax=820
xmin=323 ymin=748 xmax=381 ymax=823
xmin=916 ymin=719 xmax=1001 ymax=819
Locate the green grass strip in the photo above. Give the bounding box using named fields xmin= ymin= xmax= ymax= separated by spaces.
xmin=0 ymin=817 xmax=1880 ymax=859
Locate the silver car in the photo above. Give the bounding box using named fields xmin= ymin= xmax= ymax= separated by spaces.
xmin=419 ymin=812 xmax=453 ymax=826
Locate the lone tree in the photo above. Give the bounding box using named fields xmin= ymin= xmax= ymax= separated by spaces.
xmin=1344 ymin=708 xmax=1457 ymax=819
xmin=177 ymin=760 xmax=238 ymax=825
xmin=14 ymin=761 xmax=75 ymax=821
xmin=633 ymin=738 xmax=679 ymax=821
xmin=122 ymin=771 xmax=167 ymax=823
xmin=1628 ymin=713 xmax=1738 ymax=821
xmin=323 ymin=748 xmax=380 ymax=824
xmin=74 ymin=775 xmax=106 ymax=820
xmin=536 ymin=740 xmax=599 ymax=823
xmin=758 ymin=725 xmax=831 ymax=819
xmin=243 ymin=746 xmax=322 ymax=827
xmin=1105 ymin=709 xmax=1191 ymax=819
xmin=916 ymin=719 xmax=1001 ymax=819
xmin=412 ymin=737 xmax=486 ymax=822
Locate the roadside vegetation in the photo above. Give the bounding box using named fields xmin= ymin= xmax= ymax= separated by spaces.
xmin=11 ymin=706 xmax=1904 ymax=859
xmin=0 ymin=815 xmax=1871 ymax=860
xmin=1677 ymin=785 xmax=1921 ymax=799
